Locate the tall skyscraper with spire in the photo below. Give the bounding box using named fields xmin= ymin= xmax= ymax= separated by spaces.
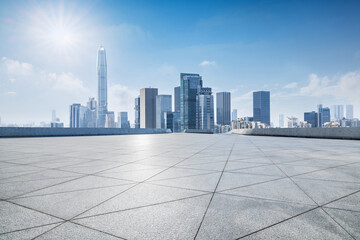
xmin=97 ymin=46 xmax=107 ymax=128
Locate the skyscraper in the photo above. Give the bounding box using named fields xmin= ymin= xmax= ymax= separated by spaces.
xmin=85 ymin=97 xmax=97 ymax=128
xmin=196 ymin=87 xmax=214 ymax=131
xmin=140 ymin=88 xmax=158 ymax=128
xmin=317 ymin=104 xmax=331 ymax=127
xmin=304 ymin=111 xmax=318 ymax=128
xmin=134 ymin=97 xmax=140 ymax=128
xmin=52 ymin=110 xmax=56 ymax=122
xmin=232 ymin=109 xmax=238 ymax=121
xmin=331 ymin=105 xmax=344 ymax=120
xmin=118 ymin=112 xmax=130 ymax=128
xmin=346 ymin=105 xmax=354 ymax=119
xmin=174 ymin=86 xmax=180 ymax=112
xmin=105 ymin=111 xmax=115 ymax=128
xmin=216 ymin=92 xmax=231 ymax=125
xmin=180 ymin=73 xmax=202 ymax=132
xmin=253 ymin=91 xmax=270 ymax=125
xmin=279 ymin=114 xmax=284 ymax=128
xmin=70 ymin=104 xmax=87 ymax=128
xmin=97 ymin=46 xmax=107 ymax=128
xmin=156 ymin=95 xmax=172 ymax=129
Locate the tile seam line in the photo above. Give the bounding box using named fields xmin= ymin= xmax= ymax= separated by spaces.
xmin=193 ymin=135 xmax=238 ymax=240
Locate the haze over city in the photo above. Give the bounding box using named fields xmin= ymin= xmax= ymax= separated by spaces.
xmin=1 ymin=0 xmax=360 ymax=126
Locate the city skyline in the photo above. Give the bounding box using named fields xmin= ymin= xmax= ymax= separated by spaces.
xmin=1 ymin=0 xmax=360 ymax=126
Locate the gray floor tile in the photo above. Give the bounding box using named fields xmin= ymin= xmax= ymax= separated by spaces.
xmin=242 ymin=208 xmax=353 ymax=240
xmin=0 ymin=201 xmax=62 ymax=234
xmin=0 ymin=224 xmax=60 ymax=240
xmin=74 ymin=194 xmax=212 ymax=240
xmin=323 ymin=208 xmax=360 ymax=239
xmin=195 ymin=193 xmax=314 ymax=240
xmin=230 ymin=165 xmax=287 ymax=177
xmin=324 ymin=192 xmax=360 ymax=211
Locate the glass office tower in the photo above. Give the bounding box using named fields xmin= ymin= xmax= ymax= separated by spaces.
xmin=253 ymin=91 xmax=270 ymax=125
xmin=134 ymin=97 xmax=140 ymax=128
xmin=196 ymin=87 xmax=214 ymax=131
xmin=156 ymin=95 xmax=172 ymax=129
xmin=180 ymin=73 xmax=202 ymax=132
xmin=97 ymin=46 xmax=107 ymax=128
xmin=216 ymin=92 xmax=231 ymax=125
xmin=174 ymin=86 xmax=180 ymax=112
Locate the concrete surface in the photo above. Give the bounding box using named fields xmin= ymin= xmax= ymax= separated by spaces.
xmin=0 ymin=127 xmax=170 ymax=138
xmin=0 ymin=134 xmax=359 ymax=239
xmin=231 ymin=127 xmax=360 ymax=140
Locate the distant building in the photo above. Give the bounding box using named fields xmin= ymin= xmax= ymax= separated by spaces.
xmin=253 ymin=91 xmax=270 ymax=125
xmin=118 ymin=112 xmax=130 ymax=128
xmin=85 ymin=97 xmax=97 ymax=128
xmin=97 ymin=46 xmax=108 ymax=128
xmin=105 ymin=111 xmax=115 ymax=128
xmin=156 ymin=95 xmax=172 ymax=129
xmin=216 ymin=92 xmax=231 ymax=125
xmin=140 ymin=88 xmax=158 ymax=128
xmin=166 ymin=112 xmax=181 ymax=133
xmin=51 ymin=118 xmax=64 ymax=128
xmin=196 ymin=87 xmax=214 ymax=131
xmin=232 ymin=118 xmax=268 ymax=129
xmin=287 ymin=116 xmax=298 ymax=128
xmin=279 ymin=114 xmax=284 ymax=128
xmin=318 ymin=104 xmax=330 ymax=128
xmin=180 ymin=73 xmax=202 ymax=132
xmin=304 ymin=111 xmax=318 ymax=128
xmin=232 ymin=109 xmax=238 ymax=121
xmin=331 ymin=105 xmax=344 ymax=120
xmin=174 ymin=86 xmax=180 ymax=112
xmin=346 ymin=105 xmax=354 ymax=119
xmin=69 ymin=104 xmax=87 ymax=128
xmin=134 ymin=97 xmax=140 ymax=128
xmin=52 ymin=110 xmax=56 ymax=122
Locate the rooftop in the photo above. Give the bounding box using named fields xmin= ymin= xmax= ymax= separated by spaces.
xmin=0 ymin=134 xmax=359 ymax=239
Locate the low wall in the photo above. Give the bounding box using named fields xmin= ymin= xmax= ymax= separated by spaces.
xmin=231 ymin=128 xmax=360 ymax=140
xmin=0 ymin=127 xmax=170 ymax=138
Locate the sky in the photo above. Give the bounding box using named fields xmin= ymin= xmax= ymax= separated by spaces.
xmin=1 ymin=0 xmax=360 ymax=126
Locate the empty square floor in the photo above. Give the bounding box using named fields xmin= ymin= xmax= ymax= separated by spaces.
xmin=0 ymin=134 xmax=359 ymax=239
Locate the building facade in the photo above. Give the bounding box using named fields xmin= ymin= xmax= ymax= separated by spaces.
xmin=196 ymin=87 xmax=214 ymax=131
xmin=180 ymin=73 xmax=202 ymax=132
xmin=70 ymin=104 xmax=87 ymax=128
xmin=318 ymin=104 xmax=331 ymax=128
xmin=97 ymin=46 xmax=108 ymax=128
xmin=304 ymin=111 xmax=318 ymax=128
xmin=85 ymin=97 xmax=97 ymax=128
xmin=140 ymin=88 xmax=158 ymax=128
xmin=232 ymin=109 xmax=238 ymax=121
xmin=331 ymin=105 xmax=344 ymax=120
xmin=253 ymin=91 xmax=270 ymax=125
xmin=174 ymin=86 xmax=180 ymax=113
xmin=166 ymin=112 xmax=181 ymax=133
xmin=134 ymin=97 xmax=140 ymax=128
xmin=118 ymin=112 xmax=130 ymax=128
xmin=346 ymin=104 xmax=354 ymax=119
xmin=156 ymin=95 xmax=172 ymax=129
xmin=105 ymin=111 xmax=115 ymax=128
xmin=216 ymin=92 xmax=231 ymax=125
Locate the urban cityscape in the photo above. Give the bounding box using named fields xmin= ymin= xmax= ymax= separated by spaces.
xmin=2 ymin=44 xmax=358 ymax=133
xmin=0 ymin=1 xmax=360 ymax=239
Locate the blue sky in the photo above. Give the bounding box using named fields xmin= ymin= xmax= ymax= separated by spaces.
xmin=1 ymin=0 xmax=360 ymax=126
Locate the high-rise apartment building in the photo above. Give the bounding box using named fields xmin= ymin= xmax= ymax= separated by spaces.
xmin=118 ymin=112 xmax=130 ymax=128
xmin=174 ymin=86 xmax=180 ymax=112
xmin=196 ymin=87 xmax=214 ymax=131
xmin=105 ymin=111 xmax=115 ymax=128
xmin=97 ymin=46 xmax=107 ymax=128
xmin=331 ymin=105 xmax=344 ymax=120
xmin=180 ymin=73 xmax=202 ymax=132
xmin=140 ymin=88 xmax=158 ymax=128
xmin=69 ymin=104 xmax=87 ymax=128
xmin=346 ymin=105 xmax=354 ymax=119
xmin=253 ymin=91 xmax=270 ymax=125
xmin=134 ymin=97 xmax=140 ymax=128
xmin=216 ymin=92 xmax=231 ymax=125
xmin=156 ymin=95 xmax=172 ymax=129
xmin=232 ymin=109 xmax=238 ymax=121
xmin=304 ymin=111 xmax=318 ymax=128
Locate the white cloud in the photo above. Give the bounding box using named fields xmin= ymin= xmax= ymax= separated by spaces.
xmin=199 ymin=60 xmax=217 ymax=67
xmin=232 ymin=90 xmax=254 ymax=102
xmin=5 ymin=91 xmax=16 ymax=96
xmin=1 ymin=57 xmax=33 ymax=75
xmin=9 ymin=78 xmax=16 ymax=83
xmin=283 ymin=82 xmax=298 ymax=89
xmin=46 ymin=72 xmax=88 ymax=92
xmin=108 ymin=84 xmax=138 ymax=122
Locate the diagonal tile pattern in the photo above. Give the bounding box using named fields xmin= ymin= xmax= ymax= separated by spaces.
xmin=0 ymin=134 xmax=359 ymax=239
